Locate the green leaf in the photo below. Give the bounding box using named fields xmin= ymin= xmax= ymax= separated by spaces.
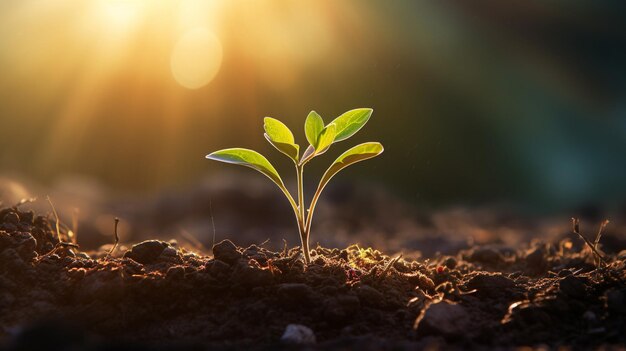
xmin=264 ymin=135 xmax=300 ymax=162
xmin=206 ymin=148 xmax=284 ymax=188
xmin=318 ymin=142 xmax=383 ymax=191
xmin=264 ymin=117 xmax=300 ymax=161
xmin=299 ymin=122 xmax=337 ymax=166
xmin=314 ymin=123 xmax=336 ymax=155
xmin=329 ymin=108 xmax=373 ymax=143
xmin=304 ymin=111 xmax=324 ymax=147
xmin=299 ymin=145 xmax=316 ymax=166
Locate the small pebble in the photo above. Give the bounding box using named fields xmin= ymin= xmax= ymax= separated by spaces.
xmin=281 ymin=324 xmax=316 ymax=344
xmin=212 ymin=239 xmax=242 ymax=264
xmin=123 ymin=240 xmax=168 ymax=264
xmin=166 ymin=266 xmax=185 ymax=280
xmin=3 ymin=212 xmax=19 ymax=225
xmin=444 ymin=257 xmax=457 ymax=269
xmin=161 ymin=246 xmax=178 ymax=257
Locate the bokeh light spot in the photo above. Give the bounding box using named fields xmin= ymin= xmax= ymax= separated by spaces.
xmin=98 ymin=0 xmax=143 ymax=32
xmin=171 ymin=28 xmax=223 ymax=89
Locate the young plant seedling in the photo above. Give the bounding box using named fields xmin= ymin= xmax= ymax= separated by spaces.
xmin=206 ymin=108 xmax=383 ymax=264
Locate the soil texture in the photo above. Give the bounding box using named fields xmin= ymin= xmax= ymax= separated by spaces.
xmin=0 ymin=205 xmax=625 ymax=350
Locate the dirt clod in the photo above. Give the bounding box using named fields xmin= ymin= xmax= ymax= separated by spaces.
xmin=559 ymin=275 xmax=588 ymax=299
xmin=231 ymin=259 xmax=273 ymax=287
xmin=444 ymin=256 xmax=457 ymax=269
xmin=525 ymin=246 xmax=546 ymax=273
xmin=415 ymin=300 xmax=471 ymax=337
xmin=355 ymin=284 xmax=384 ymax=307
xmin=466 ymin=272 xmax=516 ymax=298
xmin=467 ymin=246 xmax=505 ymax=266
xmin=2 ymin=212 xmax=19 ymax=225
xmin=212 ymin=239 xmax=242 ymax=264
xmin=123 ymin=240 xmax=169 ymax=264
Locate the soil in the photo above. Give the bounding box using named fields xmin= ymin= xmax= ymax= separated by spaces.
xmin=0 ymin=204 xmax=625 ymax=350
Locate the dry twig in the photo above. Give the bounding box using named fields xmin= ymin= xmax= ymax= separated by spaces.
xmin=571 ymin=218 xmax=609 ymax=268
xmin=379 ymin=254 xmax=402 ymax=279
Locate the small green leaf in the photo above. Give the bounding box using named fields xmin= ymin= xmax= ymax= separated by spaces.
xmin=264 ymin=134 xmax=300 ymax=162
xmin=206 ymin=148 xmax=284 ymax=188
xmin=318 ymin=142 xmax=383 ymax=191
xmin=314 ymin=123 xmax=336 ymax=155
xmin=304 ymin=111 xmax=324 ymax=147
xmin=330 ymin=108 xmax=373 ymax=143
xmin=299 ymin=145 xmax=316 ymax=165
xmin=264 ymin=117 xmax=299 ymax=161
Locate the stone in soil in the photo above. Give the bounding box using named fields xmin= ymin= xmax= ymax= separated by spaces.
xmin=212 ymin=239 xmax=242 ymax=264
xmin=414 ymin=300 xmax=471 ymax=338
xmin=281 ymin=324 xmax=316 ymax=344
xmin=123 ymin=240 xmax=169 ymax=264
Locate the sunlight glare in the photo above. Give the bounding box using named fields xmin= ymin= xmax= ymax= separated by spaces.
xmin=98 ymin=0 xmax=144 ymax=32
xmin=171 ymin=28 xmax=223 ymax=89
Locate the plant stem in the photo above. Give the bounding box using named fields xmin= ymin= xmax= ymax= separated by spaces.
xmin=296 ymin=164 xmax=311 ymax=264
xmin=297 ymin=165 xmax=305 ymax=221
xmin=304 ymin=185 xmax=323 ymax=249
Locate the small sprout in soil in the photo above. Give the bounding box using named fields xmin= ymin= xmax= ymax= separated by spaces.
xmin=108 ymin=217 xmax=120 ymax=257
xmin=44 ymin=196 xmax=77 ymax=248
xmin=206 ymin=108 xmax=383 ymax=264
xmin=46 ymin=196 xmax=62 ymax=243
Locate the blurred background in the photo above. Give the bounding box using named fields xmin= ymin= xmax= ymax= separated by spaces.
xmin=0 ymin=1 xmax=625 ymax=252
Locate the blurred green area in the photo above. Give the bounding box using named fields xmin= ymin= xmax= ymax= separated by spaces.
xmin=0 ymin=0 xmax=624 ymax=212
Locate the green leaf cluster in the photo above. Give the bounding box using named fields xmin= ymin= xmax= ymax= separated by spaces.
xmin=206 ymin=108 xmax=383 ymax=264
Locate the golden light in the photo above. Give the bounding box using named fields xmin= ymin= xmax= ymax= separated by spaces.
xmin=171 ymin=28 xmax=223 ymax=89
xmin=0 ymin=0 xmax=345 ymax=185
xmin=97 ymin=0 xmax=144 ymax=34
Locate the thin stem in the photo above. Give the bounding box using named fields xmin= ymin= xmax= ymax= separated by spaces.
xmin=276 ymin=165 xmax=310 ymax=264
xmin=296 ymin=165 xmax=305 ymax=221
xmin=295 ymin=164 xmax=311 ymax=264
xmin=304 ymin=184 xmax=324 ymax=245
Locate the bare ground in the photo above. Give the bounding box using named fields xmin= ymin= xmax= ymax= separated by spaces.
xmin=0 ymin=204 xmax=625 ymax=350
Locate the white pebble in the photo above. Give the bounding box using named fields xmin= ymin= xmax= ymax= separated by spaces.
xmin=280 ymin=324 xmax=316 ymax=344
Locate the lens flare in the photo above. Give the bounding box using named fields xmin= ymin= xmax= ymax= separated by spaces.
xmin=171 ymin=28 xmax=223 ymax=89
xmin=98 ymin=0 xmax=144 ymax=33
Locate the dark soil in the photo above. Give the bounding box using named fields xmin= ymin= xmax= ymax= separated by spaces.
xmin=1 ymin=205 xmax=625 ymax=350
